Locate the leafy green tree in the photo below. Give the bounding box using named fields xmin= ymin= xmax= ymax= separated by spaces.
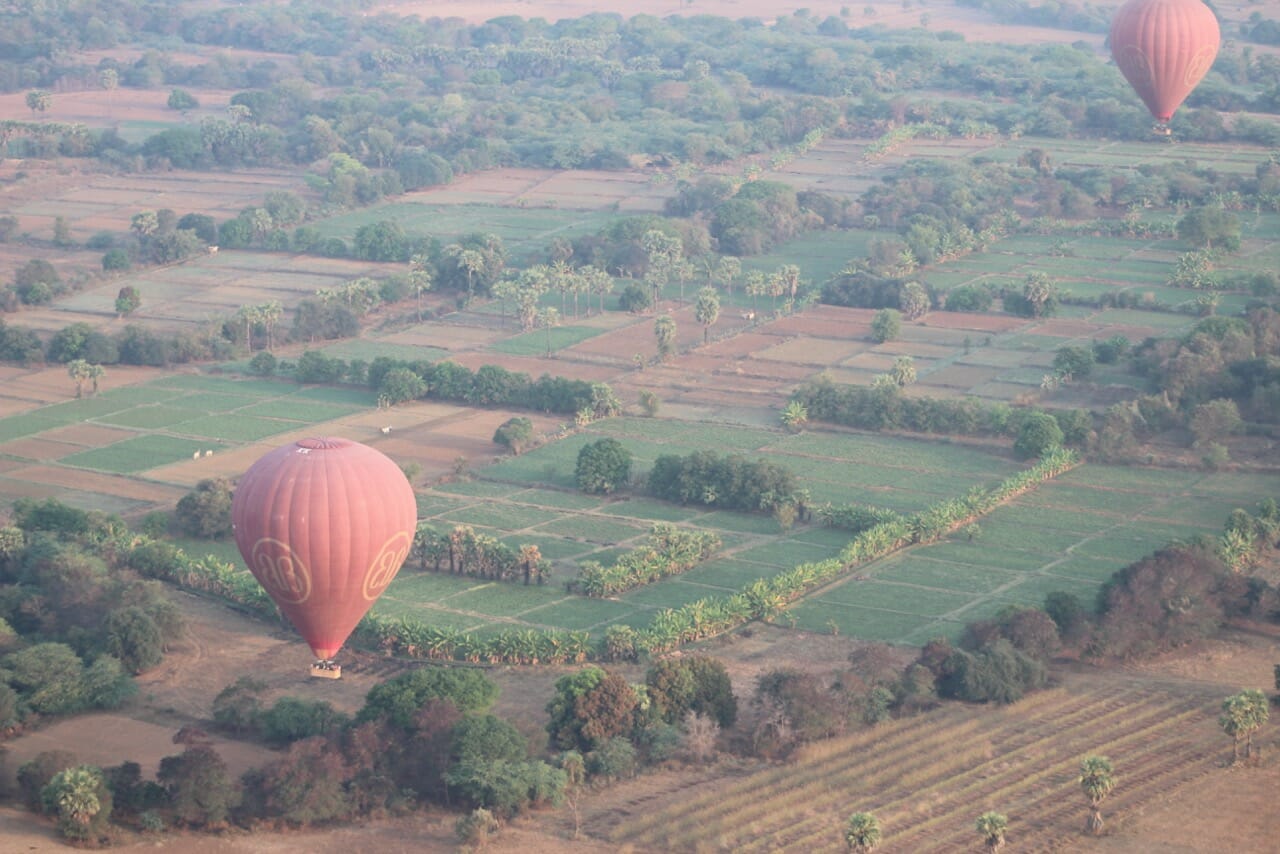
xmin=104 ymin=606 xmax=164 ymax=674
xmin=17 ymin=751 xmax=78 ymax=810
xmin=976 ymin=811 xmax=1008 ymax=852
xmin=1176 ymin=205 xmax=1241 ymax=251
xmin=1078 ymin=755 xmax=1115 ymax=834
xmin=1189 ymin=399 xmax=1242 ymax=448
xmin=694 ymin=286 xmax=720 ymax=343
xmin=575 ymin=438 xmax=632 ymax=495
xmin=41 ymin=765 xmax=111 ymax=841
xmin=378 ymin=367 xmax=426 ymax=405
xmin=114 ymin=285 xmax=141 ymax=317
xmin=645 ymin=656 xmax=737 ymax=728
xmin=889 ymin=356 xmax=916 ymax=387
xmin=1013 ymin=412 xmax=1064 ymax=459
xmin=899 ymin=282 xmax=930 ymax=319
xmin=261 ymin=697 xmax=348 ymax=746
xmin=357 ymin=667 xmax=497 ymax=728
xmin=870 ymin=308 xmax=901 ymax=343
xmin=1220 ymin=689 xmax=1270 ymax=764
xmin=212 ymin=676 xmax=267 ymax=735
xmin=1020 ymin=272 xmax=1057 ymax=317
xmin=844 ymin=812 xmax=882 ymax=852
xmin=166 ymin=89 xmax=199 ymax=110
xmin=255 ymin=737 xmax=351 ymax=826
xmin=102 ymin=248 xmax=130 ymax=271
xmin=25 ymin=90 xmax=51 ymax=114
xmin=546 ymin=666 xmax=639 ymax=752
xmin=158 ymin=745 xmax=239 ymax=827
xmin=175 ymin=478 xmax=234 ymax=539
xmin=1052 ymin=345 xmax=1094 ymax=380
xmin=4 ymin=642 xmax=87 ymax=715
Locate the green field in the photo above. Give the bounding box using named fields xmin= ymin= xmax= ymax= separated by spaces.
xmin=787 ymin=463 xmax=1280 ymax=644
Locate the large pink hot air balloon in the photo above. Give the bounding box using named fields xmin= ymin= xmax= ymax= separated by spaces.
xmin=232 ymin=438 xmax=416 ymax=673
xmin=1110 ymin=0 xmax=1221 ymax=127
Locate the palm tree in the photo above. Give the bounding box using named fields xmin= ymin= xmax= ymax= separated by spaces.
xmin=408 ymin=253 xmax=434 ymax=322
xmin=1079 ymin=755 xmax=1115 ymax=834
xmin=1220 ymin=689 xmax=1270 ymax=764
xmin=538 ymin=307 xmax=560 ymax=356
xmin=694 ymin=286 xmax=720 ymax=344
xmin=976 ymin=812 xmax=1008 ymax=852
xmin=654 ymin=315 xmax=677 ymax=362
xmin=890 ymin=355 xmax=917 ymax=387
xmin=780 ymin=401 xmax=808 ymax=433
xmin=86 ymin=363 xmax=105 ymax=397
xmin=844 ymin=812 xmax=881 ymax=852
xmin=67 ymin=359 xmax=93 ymax=398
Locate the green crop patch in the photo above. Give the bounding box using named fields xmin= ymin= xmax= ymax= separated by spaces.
xmin=788 ymin=600 xmax=935 ymax=641
xmin=440 ymin=580 xmax=565 ymax=616
xmin=97 ymin=406 xmax=208 ymax=429
xmin=1046 ymin=555 xmax=1127 ymax=582
xmin=175 ymin=415 xmax=306 ymax=442
xmin=436 ymin=479 xmax=523 ymax=498
xmin=597 ymin=498 xmax=694 ymax=522
xmin=924 ymin=540 xmax=1058 ymax=571
xmin=237 ymin=399 xmax=361 ymax=422
xmin=152 ymin=375 xmax=293 ymax=396
xmin=994 ymin=574 xmax=1102 ymax=607
xmin=969 ymin=519 xmax=1084 ymax=555
xmin=415 ymin=494 xmax=473 ymax=517
xmin=443 ymin=502 xmax=564 ymax=531
xmin=818 ymin=580 xmax=975 ymax=616
xmin=290 ymin=386 xmax=380 ymax=406
xmin=0 ymin=414 xmax=76 ymax=442
xmin=696 ymin=511 xmax=783 ymax=535
xmin=319 ymin=340 xmax=449 ymax=363
xmin=517 ymin=597 xmax=637 ymax=631
xmin=39 ymin=397 xmax=138 ymax=421
xmin=874 ymin=556 xmax=1020 ymax=594
xmin=534 ymin=515 xmax=647 ymax=544
xmin=497 ymin=534 xmax=596 ymax=562
xmin=620 ymin=579 xmax=726 ymax=610
xmin=509 ymin=488 xmax=603 ymax=511
xmin=1074 ymin=536 xmax=1161 ymax=564
xmin=680 ymin=558 xmax=780 ymax=590
xmin=490 ymin=326 xmax=603 ymax=356
xmin=786 ymin=527 xmax=858 ymax=549
xmin=732 ymin=539 xmax=839 ymax=568
xmin=994 ymin=505 xmax=1119 ymax=535
xmin=63 ymin=436 xmax=224 ymax=473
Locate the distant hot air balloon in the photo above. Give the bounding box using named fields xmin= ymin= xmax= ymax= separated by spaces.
xmin=1110 ymin=0 xmax=1221 ymax=130
xmin=232 ymin=437 xmax=417 ymax=676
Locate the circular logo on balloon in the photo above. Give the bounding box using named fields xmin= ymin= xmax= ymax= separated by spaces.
xmin=1183 ymin=46 xmax=1217 ymax=87
xmin=363 ymin=530 xmax=412 ymax=601
xmin=250 ymin=538 xmax=312 ymax=604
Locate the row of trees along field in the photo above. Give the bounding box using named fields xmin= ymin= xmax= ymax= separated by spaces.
xmin=8 ymin=498 xmax=1277 ymax=843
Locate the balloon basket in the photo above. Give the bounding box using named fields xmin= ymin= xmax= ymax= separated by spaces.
xmin=310 ymin=661 xmax=342 ymax=679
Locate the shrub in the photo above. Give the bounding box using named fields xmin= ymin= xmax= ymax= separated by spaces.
xmin=870 ymin=308 xmax=901 ymax=343
xmin=1013 ymin=412 xmax=1064 ymax=459
xmin=575 ymin=438 xmax=632 ymax=495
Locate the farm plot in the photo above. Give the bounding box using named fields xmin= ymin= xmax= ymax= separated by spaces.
xmin=371 ymin=422 xmax=1035 ymax=636
xmin=788 ymin=464 xmax=1280 ymax=644
xmin=600 ymin=673 xmax=1231 ymax=853
xmin=308 ymin=202 xmax=621 ymax=262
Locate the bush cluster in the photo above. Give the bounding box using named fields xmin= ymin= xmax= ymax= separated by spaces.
xmin=648 ymin=450 xmax=800 ymax=513
xmin=575 ymin=524 xmax=721 ymax=597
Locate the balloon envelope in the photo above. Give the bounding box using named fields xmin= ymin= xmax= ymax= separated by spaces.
xmin=1110 ymin=0 xmax=1220 ymax=123
xmin=232 ymin=437 xmax=417 ymax=659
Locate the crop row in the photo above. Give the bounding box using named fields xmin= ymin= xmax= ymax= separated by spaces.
xmin=614 ymin=684 xmax=1218 ymax=853
xmin=610 ymin=682 xmax=1127 ymax=845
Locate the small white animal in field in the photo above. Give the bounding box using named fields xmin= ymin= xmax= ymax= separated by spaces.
xmin=380 ymin=426 xmax=392 ymax=435
xmin=207 ymin=245 xmax=219 ymax=255
xmin=192 ymin=451 xmax=200 ymax=460
xmin=204 ymin=450 xmax=213 ymax=457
